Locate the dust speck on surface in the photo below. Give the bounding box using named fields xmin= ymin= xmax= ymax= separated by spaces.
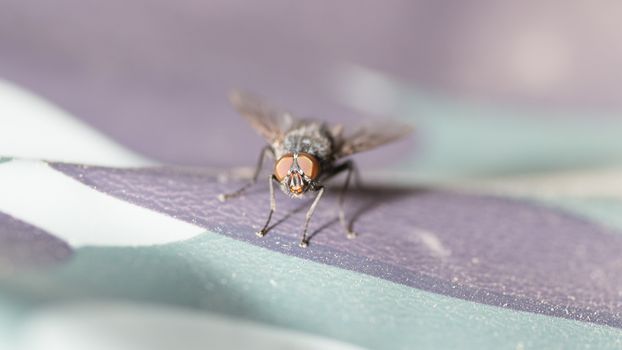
xmin=410 ymin=228 xmax=451 ymax=258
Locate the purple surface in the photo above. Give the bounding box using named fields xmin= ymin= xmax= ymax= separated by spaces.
xmin=2 ymin=1 xmax=622 ymax=167
xmin=52 ymin=163 xmax=622 ymax=328
xmin=0 ymin=211 xmax=73 ymax=274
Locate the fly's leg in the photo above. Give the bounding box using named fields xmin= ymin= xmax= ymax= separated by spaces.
xmin=257 ymin=175 xmax=278 ymax=237
xmin=324 ymin=161 xmax=360 ymax=240
xmin=218 ymin=145 xmax=274 ymax=202
xmin=299 ymin=186 xmax=325 ymax=248
xmin=337 ymin=161 xmax=359 ymax=239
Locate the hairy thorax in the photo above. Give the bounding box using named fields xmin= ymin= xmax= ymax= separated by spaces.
xmin=274 ymin=121 xmax=334 ymax=163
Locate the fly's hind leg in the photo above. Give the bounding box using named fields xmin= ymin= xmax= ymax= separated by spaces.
xmin=257 ymin=175 xmax=278 ymax=237
xmin=218 ymin=145 xmax=274 ymax=201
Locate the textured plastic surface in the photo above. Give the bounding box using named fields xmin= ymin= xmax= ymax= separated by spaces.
xmin=50 ymin=163 xmax=622 ymax=328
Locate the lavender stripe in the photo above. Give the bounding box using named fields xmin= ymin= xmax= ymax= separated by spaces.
xmin=0 ymin=211 xmax=73 ymax=273
xmin=52 ymin=163 xmax=622 ymax=328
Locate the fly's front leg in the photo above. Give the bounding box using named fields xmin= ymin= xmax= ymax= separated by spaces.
xmin=299 ymin=186 xmax=325 ymax=248
xmin=257 ymin=175 xmax=278 ymax=237
xmin=218 ymin=146 xmax=274 ymax=201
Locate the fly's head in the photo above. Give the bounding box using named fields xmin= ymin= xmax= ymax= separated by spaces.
xmin=274 ymin=152 xmax=321 ymax=198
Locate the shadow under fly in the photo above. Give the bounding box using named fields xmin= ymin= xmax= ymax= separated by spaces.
xmin=304 ymin=183 xmax=429 ymax=243
xmin=218 ymin=90 xmax=413 ymax=248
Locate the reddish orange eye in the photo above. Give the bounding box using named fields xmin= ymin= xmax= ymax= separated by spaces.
xmin=297 ymin=153 xmax=320 ymax=180
xmin=274 ymin=154 xmax=294 ymax=181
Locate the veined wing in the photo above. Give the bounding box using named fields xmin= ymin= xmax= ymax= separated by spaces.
xmin=229 ymin=90 xmax=295 ymax=144
xmin=335 ymin=120 xmax=413 ymax=159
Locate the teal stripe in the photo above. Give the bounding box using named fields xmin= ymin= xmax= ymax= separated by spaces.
xmin=0 ymin=157 xmax=11 ymax=164
xmin=2 ymin=231 xmax=621 ymax=349
xmin=0 ymin=296 xmax=26 ymax=344
xmin=377 ymin=82 xmax=622 ymax=181
xmin=536 ymin=197 xmax=622 ymax=233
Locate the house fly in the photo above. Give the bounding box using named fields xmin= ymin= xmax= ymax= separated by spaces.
xmin=219 ymin=90 xmax=413 ymax=247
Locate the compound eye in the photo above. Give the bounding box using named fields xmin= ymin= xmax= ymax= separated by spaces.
xmin=297 ymin=153 xmax=320 ymax=180
xmin=274 ymin=154 xmax=294 ymax=181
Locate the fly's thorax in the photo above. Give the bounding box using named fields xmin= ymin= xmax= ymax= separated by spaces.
xmin=277 ymin=122 xmax=334 ymax=162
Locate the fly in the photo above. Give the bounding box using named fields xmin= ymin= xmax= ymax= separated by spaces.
xmin=218 ymin=90 xmax=413 ymax=247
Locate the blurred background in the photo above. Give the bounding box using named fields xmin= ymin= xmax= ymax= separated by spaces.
xmin=3 ymin=1 xmax=622 ymax=349
xmin=2 ymin=0 xmax=622 ymax=170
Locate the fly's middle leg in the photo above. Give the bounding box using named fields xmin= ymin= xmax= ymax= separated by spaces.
xmin=218 ymin=145 xmax=274 ymax=201
xmin=325 ymin=160 xmax=360 ymax=240
xmin=338 ymin=161 xmax=359 ymax=239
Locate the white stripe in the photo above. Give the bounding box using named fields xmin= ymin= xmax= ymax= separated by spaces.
xmin=363 ymin=167 xmax=622 ymax=200
xmin=451 ymin=167 xmax=622 ymax=199
xmin=0 ymin=159 xmax=203 ymax=247
xmin=0 ymin=79 xmax=154 ymax=167
xmin=15 ymin=301 xmax=364 ymax=350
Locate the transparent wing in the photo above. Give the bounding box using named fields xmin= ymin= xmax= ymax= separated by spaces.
xmin=229 ymin=90 xmax=295 ymax=144
xmin=335 ymin=121 xmax=414 ymax=158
